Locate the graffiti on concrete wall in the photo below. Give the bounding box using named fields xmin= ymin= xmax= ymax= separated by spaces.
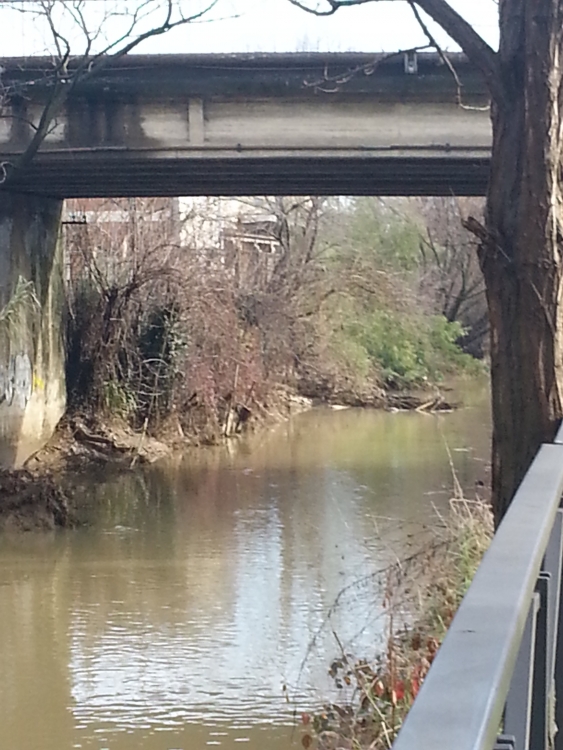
xmin=0 ymin=353 xmax=33 ymax=410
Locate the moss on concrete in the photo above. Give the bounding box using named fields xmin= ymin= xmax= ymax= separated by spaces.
xmin=0 ymin=192 xmax=66 ymax=467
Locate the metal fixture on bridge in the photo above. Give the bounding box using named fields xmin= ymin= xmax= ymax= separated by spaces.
xmin=392 ymin=425 xmax=563 ymax=750
xmin=404 ymin=51 xmax=418 ymax=75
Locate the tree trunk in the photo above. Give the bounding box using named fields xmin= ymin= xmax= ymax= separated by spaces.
xmin=482 ymin=0 xmax=563 ymax=523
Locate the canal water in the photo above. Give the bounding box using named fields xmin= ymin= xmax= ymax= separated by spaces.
xmin=0 ymin=383 xmax=491 ymax=750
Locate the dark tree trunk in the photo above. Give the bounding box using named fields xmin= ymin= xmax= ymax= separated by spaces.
xmin=482 ymin=0 xmax=563 ymax=523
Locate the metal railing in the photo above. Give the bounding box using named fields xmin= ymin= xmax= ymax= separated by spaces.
xmin=392 ymin=425 xmax=563 ymax=750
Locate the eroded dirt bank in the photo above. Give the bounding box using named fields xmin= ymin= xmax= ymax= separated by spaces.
xmin=0 ymin=387 xmax=312 ymax=530
xmin=0 ymin=384 xmax=458 ymax=532
xmin=0 ymin=469 xmax=71 ymax=531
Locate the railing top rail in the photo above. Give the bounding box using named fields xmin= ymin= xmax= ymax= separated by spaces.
xmin=392 ymin=443 xmax=563 ymax=750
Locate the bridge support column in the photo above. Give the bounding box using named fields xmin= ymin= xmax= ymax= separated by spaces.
xmin=0 ymin=192 xmax=66 ymax=468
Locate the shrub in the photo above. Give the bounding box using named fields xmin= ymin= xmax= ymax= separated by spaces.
xmin=341 ymin=310 xmax=478 ymax=388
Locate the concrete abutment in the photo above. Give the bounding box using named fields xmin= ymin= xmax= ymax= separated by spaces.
xmin=0 ymin=192 xmax=66 ymax=468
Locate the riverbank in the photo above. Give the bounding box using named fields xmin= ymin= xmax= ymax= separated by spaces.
xmin=0 ymin=468 xmax=72 ymax=532
xmin=0 ymin=379 xmax=465 ymax=532
xmin=300 ymin=497 xmax=494 ymax=750
xmin=0 ymin=384 xmax=312 ymax=529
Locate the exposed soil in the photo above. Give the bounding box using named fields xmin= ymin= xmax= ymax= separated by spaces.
xmin=0 ymin=416 xmax=174 ymax=532
xmin=0 ymin=387 xmax=313 ymax=531
xmin=0 ymin=469 xmax=72 ymax=532
xmin=24 ymin=414 xmax=172 ymax=474
xmin=0 ymin=383 xmax=456 ymax=532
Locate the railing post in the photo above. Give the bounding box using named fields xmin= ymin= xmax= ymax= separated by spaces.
xmin=553 ymin=512 xmax=563 ymax=750
xmin=506 ymin=511 xmax=563 ymax=750
xmin=505 ymin=594 xmax=540 ymax=750
xmin=530 ymin=575 xmax=550 ymax=750
xmin=543 ymin=509 xmax=563 ymax=750
xmin=495 ymin=737 xmax=516 ymax=750
xmin=542 ymin=511 xmax=563 ymax=683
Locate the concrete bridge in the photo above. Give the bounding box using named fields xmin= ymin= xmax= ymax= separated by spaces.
xmin=0 ymin=51 xmax=490 ymax=467
xmin=0 ymin=52 xmax=491 ymax=197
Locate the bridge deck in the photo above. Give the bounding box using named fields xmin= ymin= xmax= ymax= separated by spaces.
xmin=8 ymin=154 xmax=490 ymax=198
xmin=0 ymin=53 xmax=491 ymax=197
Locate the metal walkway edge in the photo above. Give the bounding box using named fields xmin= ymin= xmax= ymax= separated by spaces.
xmin=392 ymin=426 xmax=563 ymax=750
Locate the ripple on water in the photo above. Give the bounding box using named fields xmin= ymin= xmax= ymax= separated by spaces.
xmin=0 ymin=395 xmax=491 ymax=749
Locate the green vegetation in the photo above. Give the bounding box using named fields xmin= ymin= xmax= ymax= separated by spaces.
xmin=316 ymin=198 xmax=485 ymax=394
xmin=340 ymin=311 xmax=476 ymax=388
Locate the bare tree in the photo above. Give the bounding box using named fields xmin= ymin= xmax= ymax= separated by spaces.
xmin=63 ymin=196 xmax=183 ymax=412
xmin=220 ymin=196 xmax=334 ymax=379
xmin=417 ymin=197 xmax=488 ymax=357
xmin=0 ymin=0 xmax=220 ymax=184
xmin=289 ymin=0 xmax=563 ymax=524
xmin=63 ymin=196 xmax=296 ymax=437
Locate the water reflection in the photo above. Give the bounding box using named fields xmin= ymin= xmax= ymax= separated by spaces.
xmin=0 ymin=388 xmax=490 ymax=750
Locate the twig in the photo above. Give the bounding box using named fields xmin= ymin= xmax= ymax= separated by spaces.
xmin=302 ymin=46 xmax=432 ymax=94
xmin=407 ymin=1 xmax=490 ymax=111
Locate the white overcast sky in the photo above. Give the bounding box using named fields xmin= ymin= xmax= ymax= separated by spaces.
xmin=0 ymin=0 xmax=498 ymax=57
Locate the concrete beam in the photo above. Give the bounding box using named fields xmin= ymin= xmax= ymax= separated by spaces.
xmin=6 ymin=154 xmax=490 ymax=197
xmin=0 ymin=53 xmax=491 ymax=197
xmin=0 ymin=193 xmax=66 ymax=468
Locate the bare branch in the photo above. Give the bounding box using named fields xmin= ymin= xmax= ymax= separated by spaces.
xmin=303 ymin=45 xmax=432 ymax=93
xmin=288 ymin=0 xmax=502 ymax=101
xmin=407 ymin=0 xmax=490 ymax=111
xmin=414 ymin=0 xmax=500 ymax=100
xmin=0 ymin=0 xmax=222 ymax=185
xmin=288 ymin=0 xmax=372 ymax=15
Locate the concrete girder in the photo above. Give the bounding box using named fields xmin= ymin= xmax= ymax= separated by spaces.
xmin=0 ymin=52 xmax=491 ymax=198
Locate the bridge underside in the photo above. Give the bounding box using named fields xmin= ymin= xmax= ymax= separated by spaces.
xmin=0 ymin=53 xmax=492 ymax=198
xmin=7 ymin=154 xmax=489 ymax=197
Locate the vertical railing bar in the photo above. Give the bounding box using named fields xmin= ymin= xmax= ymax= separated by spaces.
xmin=553 ymin=504 xmax=563 ymax=750
xmin=530 ymin=575 xmax=549 ymax=750
xmin=541 ymin=507 xmax=563 ymax=750
xmin=505 ymin=593 xmax=540 ymax=750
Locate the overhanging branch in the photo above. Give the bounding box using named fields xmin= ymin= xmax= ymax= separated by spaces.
xmin=0 ymin=0 xmax=222 ymax=185
xmin=414 ymin=0 xmax=500 ymax=100
xmin=287 ymin=0 xmax=502 ymax=102
xmin=407 ymin=0 xmax=490 ymax=111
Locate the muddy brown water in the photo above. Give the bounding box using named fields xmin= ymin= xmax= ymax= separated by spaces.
xmin=0 ymin=382 xmax=491 ymax=750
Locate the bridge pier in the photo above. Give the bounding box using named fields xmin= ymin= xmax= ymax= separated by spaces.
xmin=0 ymin=192 xmax=66 ymax=468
